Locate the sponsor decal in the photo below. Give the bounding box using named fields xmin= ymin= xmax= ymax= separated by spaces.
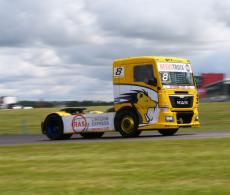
xmin=185 ymin=64 xmax=191 ymax=72
xmin=72 ymin=115 xmax=110 ymax=132
xmin=63 ymin=113 xmax=115 ymax=133
xmin=158 ymin=63 xmax=192 ymax=73
xmin=72 ymin=114 xmax=88 ymax=132
xmin=91 ymin=116 xmax=110 ymax=127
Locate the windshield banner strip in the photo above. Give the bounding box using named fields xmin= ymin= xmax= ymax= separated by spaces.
xmin=158 ymin=63 xmax=192 ymax=73
xmin=163 ymin=85 xmax=195 ymax=89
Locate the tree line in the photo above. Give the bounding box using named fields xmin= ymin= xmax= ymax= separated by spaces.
xmin=19 ymin=100 xmax=113 ymax=108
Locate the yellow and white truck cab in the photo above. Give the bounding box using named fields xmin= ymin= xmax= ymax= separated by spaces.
xmin=42 ymin=56 xmax=200 ymax=140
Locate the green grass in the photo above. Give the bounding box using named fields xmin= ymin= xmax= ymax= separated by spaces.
xmin=0 ymin=106 xmax=111 ymax=135
xmin=0 ymin=138 xmax=230 ymax=194
xmin=197 ymin=102 xmax=230 ymax=131
xmin=0 ymin=102 xmax=229 ymax=135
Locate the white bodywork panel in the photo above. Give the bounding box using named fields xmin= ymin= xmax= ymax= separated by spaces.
xmin=62 ymin=112 xmax=115 ymax=133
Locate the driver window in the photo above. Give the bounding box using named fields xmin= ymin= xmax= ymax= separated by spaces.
xmin=134 ymin=64 xmax=154 ymax=83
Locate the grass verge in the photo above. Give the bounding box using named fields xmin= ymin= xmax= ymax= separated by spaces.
xmin=0 ymin=138 xmax=230 ymax=194
xmin=0 ymin=102 xmax=229 ymax=134
xmin=0 ymin=106 xmax=110 ymax=134
xmin=196 ymin=102 xmax=230 ymax=131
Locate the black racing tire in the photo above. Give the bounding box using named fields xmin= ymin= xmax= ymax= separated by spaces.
xmin=80 ymin=132 xmax=104 ymax=139
xmin=158 ymin=129 xmax=178 ymax=136
xmin=114 ymin=110 xmax=141 ymax=138
xmin=62 ymin=134 xmax=73 ymax=140
xmin=43 ymin=113 xmax=68 ymax=140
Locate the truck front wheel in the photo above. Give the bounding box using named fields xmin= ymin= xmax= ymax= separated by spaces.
xmin=115 ymin=110 xmax=141 ymax=138
xmin=158 ymin=129 xmax=178 ymax=136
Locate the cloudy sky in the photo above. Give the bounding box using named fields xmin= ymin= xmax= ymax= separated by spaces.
xmin=0 ymin=0 xmax=230 ymax=101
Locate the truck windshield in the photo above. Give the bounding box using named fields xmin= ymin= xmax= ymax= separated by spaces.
xmin=157 ymin=62 xmax=194 ymax=86
xmin=160 ymin=71 xmax=194 ymax=86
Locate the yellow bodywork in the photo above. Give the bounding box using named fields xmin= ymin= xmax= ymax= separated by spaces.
xmin=54 ymin=111 xmax=71 ymax=117
xmin=113 ymin=56 xmax=200 ymax=130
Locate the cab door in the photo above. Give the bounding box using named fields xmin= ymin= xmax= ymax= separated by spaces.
xmin=131 ymin=63 xmax=159 ymax=125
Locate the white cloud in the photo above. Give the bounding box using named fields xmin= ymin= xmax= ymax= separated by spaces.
xmin=0 ymin=0 xmax=230 ymax=100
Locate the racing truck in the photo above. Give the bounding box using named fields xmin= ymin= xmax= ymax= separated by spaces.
xmin=41 ymin=56 xmax=200 ymax=140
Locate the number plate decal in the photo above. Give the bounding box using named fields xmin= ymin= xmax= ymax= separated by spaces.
xmin=114 ymin=67 xmax=124 ymax=77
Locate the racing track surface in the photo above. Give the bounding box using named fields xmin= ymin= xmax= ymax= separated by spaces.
xmin=1 ymin=131 xmax=230 ymax=146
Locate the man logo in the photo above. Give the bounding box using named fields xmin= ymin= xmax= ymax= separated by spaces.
xmin=177 ymin=100 xmax=189 ymax=105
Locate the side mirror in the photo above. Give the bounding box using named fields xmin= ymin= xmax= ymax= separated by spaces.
xmin=147 ymin=78 xmax=158 ymax=86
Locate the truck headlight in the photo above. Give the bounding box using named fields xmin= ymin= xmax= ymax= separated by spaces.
xmin=195 ymin=115 xmax=199 ymax=121
xmin=165 ymin=116 xmax=174 ymax=122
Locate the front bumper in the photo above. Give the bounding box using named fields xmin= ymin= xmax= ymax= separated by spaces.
xmin=139 ymin=108 xmax=200 ymax=130
xmin=160 ymin=109 xmax=200 ymax=128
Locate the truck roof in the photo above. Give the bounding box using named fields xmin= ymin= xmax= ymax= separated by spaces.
xmin=113 ymin=56 xmax=190 ymax=64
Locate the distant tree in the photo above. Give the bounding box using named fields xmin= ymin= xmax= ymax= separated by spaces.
xmin=19 ymin=100 xmax=113 ymax=108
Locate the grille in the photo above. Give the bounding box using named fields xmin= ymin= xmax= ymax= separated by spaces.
xmin=176 ymin=111 xmax=194 ymax=124
xmin=169 ymin=95 xmax=193 ymax=108
xmin=174 ymin=91 xmax=188 ymax=94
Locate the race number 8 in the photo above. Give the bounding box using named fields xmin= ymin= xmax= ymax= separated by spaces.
xmin=114 ymin=67 xmax=124 ymax=77
xmin=162 ymin=73 xmax=169 ymax=81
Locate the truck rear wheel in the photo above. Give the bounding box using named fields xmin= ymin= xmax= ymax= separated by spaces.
xmin=115 ymin=110 xmax=141 ymax=138
xmin=80 ymin=132 xmax=104 ymax=139
xmin=158 ymin=129 xmax=178 ymax=136
xmin=43 ymin=114 xmax=72 ymax=140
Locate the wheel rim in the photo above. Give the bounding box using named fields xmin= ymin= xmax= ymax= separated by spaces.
xmin=121 ymin=116 xmax=135 ymax=133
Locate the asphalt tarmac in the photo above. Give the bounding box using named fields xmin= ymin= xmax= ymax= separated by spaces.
xmin=0 ymin=131 xmax=230 ymax=146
